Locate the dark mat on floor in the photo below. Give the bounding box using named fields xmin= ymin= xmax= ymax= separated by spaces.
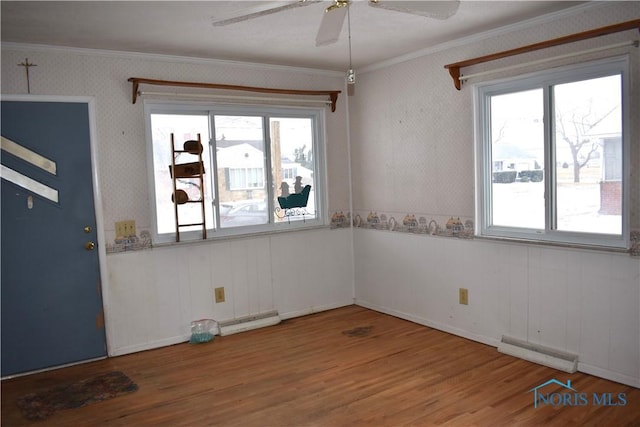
xmin=17 ymin=371 xmax=138 ymax=421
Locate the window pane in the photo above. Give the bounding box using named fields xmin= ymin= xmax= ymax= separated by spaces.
xmin=270 ymin=117 xmax=316 ymax=223
xmin=150 ymin=114 xmax=213 ymax=235
xmin=214 ymin=116 xmax=268 ymax=228
xmin=489 ymin=89 xmax=545 ymax=229
xmin=553 ymin=75 xmax=622 ymax=234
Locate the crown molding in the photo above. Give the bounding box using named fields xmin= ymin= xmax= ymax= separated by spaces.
xmin=360 ymin=2 xmax=611 ymax=74
xmin=1 ymin=42 xmax=345 ymax=78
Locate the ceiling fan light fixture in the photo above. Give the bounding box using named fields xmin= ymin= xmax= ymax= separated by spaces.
xmin=347 ymin=68 xmax=356 ymax=85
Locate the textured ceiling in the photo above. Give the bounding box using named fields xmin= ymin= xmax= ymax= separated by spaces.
xmin=1 ymin=1 xmax=587 ymax=71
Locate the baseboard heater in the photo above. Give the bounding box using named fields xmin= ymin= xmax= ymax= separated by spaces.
xmin=218 ymin=310 xmax=281 ymax=336
xmin=497 ymin=335 xmax=578 ymax=373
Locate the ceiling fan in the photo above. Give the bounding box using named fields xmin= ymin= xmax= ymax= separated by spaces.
xmin=211 ymin=1 xmax=460 ymax=47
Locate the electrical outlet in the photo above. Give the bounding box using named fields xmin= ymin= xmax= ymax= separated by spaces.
xmin=115 ymin=220 xmax=136 ymax=238
xmin=214 ymin=287 xmax=225 ymax=303
xmin=459 ymin=288 xmax=469 ymax=305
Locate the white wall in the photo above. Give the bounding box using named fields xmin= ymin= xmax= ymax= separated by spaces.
xmin=1 ymin=46 xmax=355 ymax=357
xmin=349 ymin=3 xmax=640 ymax=387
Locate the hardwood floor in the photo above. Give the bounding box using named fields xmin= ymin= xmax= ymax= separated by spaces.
xmin=2 ymin=305 xmax=638 ymax=426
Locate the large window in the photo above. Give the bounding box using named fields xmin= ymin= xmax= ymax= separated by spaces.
xmin=146 ymin=103 xmax=325 ymax=242
xmin=475 ymin=57 xmax=629 ymax=248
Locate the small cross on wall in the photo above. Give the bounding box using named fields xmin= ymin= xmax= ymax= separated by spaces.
xmin=17 ymin=58 xmax=37 ymax=94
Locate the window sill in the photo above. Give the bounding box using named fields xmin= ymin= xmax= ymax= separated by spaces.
xmin=474 ymin=234 xmax=630 ymax=255
xmin=148 ymin=224 xmax=332 ymax=250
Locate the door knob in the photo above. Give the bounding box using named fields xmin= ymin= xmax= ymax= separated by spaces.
xmin=85 ymin=241 xmax=95 ymax=251
xmin=84 ymin=226 xmax=92 ymax=233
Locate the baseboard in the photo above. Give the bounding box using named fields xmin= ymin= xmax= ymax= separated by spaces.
xmin=109 ymin=334 xmax=189 ymax=357
xmin=578 ymin=362 xmax=640 ymax=388
xmin=279 ymin=300 xmax=354 ymax=320
xmin=355 ymin=299 xmax=499 ymax=348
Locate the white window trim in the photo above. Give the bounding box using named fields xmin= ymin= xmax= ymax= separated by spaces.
xmin=474 ymin=56 xmax=630 ymax=249
xmin=144 ymin=100 xmax=328 ymax=244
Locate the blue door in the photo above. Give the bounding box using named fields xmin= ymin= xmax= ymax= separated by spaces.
xmin=1 ymin=100 xmax=107 ymax=376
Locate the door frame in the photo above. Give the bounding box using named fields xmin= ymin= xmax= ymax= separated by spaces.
xmin=1 ymin=94 xmax=113 ymax=369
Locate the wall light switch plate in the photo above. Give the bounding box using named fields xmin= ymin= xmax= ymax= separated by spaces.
xmin=115 ymin=220 xmax=136 ymax=238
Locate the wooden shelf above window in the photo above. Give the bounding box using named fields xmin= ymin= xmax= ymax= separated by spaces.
xmin=444 ymin=19 xmax=640 ymax=90
xmin=128 ymin=77 xmax=341 ymax=112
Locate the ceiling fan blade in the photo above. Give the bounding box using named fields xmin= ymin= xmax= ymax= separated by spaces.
xmin=212 ymin=1 xmax=320 ymax=27
xmin=315 ymin=3 xmax=348 ymax=47
xmin=368 ymin=1 xmax=460 ymax=20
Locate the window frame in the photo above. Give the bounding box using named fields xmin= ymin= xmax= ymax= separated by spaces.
xmin=474 ymin=56 xmax=630 ymax=249
xmin=144 ymin=101 xmax=327 ymax=244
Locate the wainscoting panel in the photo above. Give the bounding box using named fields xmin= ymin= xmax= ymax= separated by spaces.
xmin=106 ymin=228 xmax=354 ymax=356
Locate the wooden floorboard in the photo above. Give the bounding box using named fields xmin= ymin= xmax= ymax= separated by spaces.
xmin=2 ymin=305 xmax=638 ymax=426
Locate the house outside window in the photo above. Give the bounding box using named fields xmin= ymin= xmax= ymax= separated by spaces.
xmin=145 ymin=103 xmax=325 ymax=242
xmin=475 ymin=56 xmax=629 ymax=248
